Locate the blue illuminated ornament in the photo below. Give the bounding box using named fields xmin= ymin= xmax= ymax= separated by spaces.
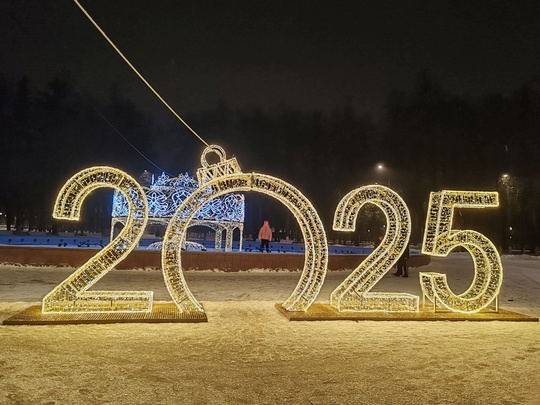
xmin=112 ymin=171 xmax=244 ymax=251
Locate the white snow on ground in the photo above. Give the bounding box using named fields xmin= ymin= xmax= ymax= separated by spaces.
xmin=0 ymin=253 xmax=539 ymax=404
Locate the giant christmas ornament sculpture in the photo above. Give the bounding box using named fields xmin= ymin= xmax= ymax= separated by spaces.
xmin=162 ymin=145 xmax=329 ymax=313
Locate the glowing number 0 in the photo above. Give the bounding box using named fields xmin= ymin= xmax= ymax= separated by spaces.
xmin=43 ymin=167 xmax=153 ymax=313
xmin=161 ymin=145 xmax=328 ymax=313
xmin=331 ymin=185 xmax=419 ymax=312
xmin=420 ymin=191 xmax=502 ymax=313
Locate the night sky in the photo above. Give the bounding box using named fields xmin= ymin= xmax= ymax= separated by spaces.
xmin=2 ymin=0 xmax=540 ymax=124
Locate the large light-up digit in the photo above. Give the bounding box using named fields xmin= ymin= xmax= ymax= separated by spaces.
xmin=420 ymin=191 xmax=502 ymax=313
xmin=161 ymin=145 xmax=328 ymax=313
xmin=331 ymin=185 xmax=418 ymax=312
xmin=42 ymin=167 xmax=152 ymax=313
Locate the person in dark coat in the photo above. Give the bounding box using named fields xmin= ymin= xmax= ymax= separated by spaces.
xmin=373 ymin=235 xmax=383 ymax=249
xmin=393 ymin=244 xmax=410 ymax=277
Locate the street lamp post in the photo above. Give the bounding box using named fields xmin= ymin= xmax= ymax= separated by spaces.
xmin=376 ymin=163 xmax=390 ymax=187
xmin=499 ymin=174 xmax=513 ymax=253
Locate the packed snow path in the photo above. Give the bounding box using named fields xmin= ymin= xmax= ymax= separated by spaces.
xmin=0 ymin=253 xmax=539 ymax=404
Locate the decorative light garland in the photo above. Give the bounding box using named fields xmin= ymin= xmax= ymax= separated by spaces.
xmin=420 ymin=191 xmax=502 ymax=313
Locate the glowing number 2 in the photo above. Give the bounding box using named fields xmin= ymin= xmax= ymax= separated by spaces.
xmin=331 ymin=185 xmax=419 ymax=312
xmin=42 ymin=167 xmax=153 ymax=313
xmin=420 ymin=191 xmax=502 ymax=313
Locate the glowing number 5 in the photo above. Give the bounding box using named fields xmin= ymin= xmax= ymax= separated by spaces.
xmin=42 ymin=167 xmax=152 ymax=313
xmin=331 ymin=185 xmax=419 ymax=312
xmin=420 ymin=191 xmax=502 ymax=313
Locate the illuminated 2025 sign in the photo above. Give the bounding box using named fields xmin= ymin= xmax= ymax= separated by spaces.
xmin=42 ymin=145 xmax=503 ymax=317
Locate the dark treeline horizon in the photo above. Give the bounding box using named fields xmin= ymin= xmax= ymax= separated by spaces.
xmin=0 ymin=70 xmax=539 ymax=254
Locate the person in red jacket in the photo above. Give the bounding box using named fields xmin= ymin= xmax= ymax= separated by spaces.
xmin=258 ymin=220 xmax=272 ymax=253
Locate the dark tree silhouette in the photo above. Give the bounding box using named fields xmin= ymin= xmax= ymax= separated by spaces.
xmin=1 ymin=69 xmax=539 ymax=253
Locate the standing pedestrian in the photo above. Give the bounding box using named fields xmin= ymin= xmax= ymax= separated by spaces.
xmin=258 ymin=220 xmax=272 ymax=253
xmin=393 ymin=244 xmax=410 ymax=277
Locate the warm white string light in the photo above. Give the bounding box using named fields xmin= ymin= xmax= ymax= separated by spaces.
xmin=43 ymin=167 xmax=153 ymax=313
xmin=420 ymin=191 xmax=502 ymax=313
xmin=331 ymin=185 xmax=418 ymax=312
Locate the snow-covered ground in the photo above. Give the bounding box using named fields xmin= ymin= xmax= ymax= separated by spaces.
xmin=1 ymin=253 xmax=539 ymax=404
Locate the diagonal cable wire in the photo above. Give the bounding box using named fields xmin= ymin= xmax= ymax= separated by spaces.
xmin=7 ymin=1 xmax=173 ymax=175
xmin=73 ymin=0 xmax=210 ymax=147
xmin=81 ymin=92 xmax=172 ymax=175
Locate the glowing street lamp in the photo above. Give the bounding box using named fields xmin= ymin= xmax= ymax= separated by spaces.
xmin=375 ymin=163 xmax=390 ymax=186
